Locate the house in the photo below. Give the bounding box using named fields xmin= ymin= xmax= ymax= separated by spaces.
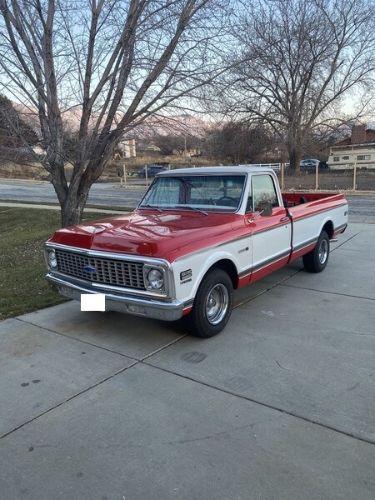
xmin=328 ymin=124 xmax=375 ymax=170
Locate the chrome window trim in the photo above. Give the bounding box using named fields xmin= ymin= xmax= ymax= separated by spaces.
xmin=137 ymin=173 xmax=248 ymax=215
xmin=249 ymin=172 xmax=283 ymax=211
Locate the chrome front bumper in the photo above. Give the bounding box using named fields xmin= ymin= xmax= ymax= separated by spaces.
xmin=46 ymin=273 xmax=185 ymax=321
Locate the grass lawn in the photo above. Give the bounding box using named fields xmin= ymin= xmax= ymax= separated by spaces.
xmin=0 ymin=207 xmax=113 ymax=320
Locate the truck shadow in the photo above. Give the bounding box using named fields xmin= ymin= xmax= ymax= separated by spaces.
xmin=20 ymin=262 xmax=303 ymax=358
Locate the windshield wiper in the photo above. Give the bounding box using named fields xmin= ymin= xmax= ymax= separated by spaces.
xmin=175 ymin=205 xmax=208 ymax=216
xmin=139 ymin=204 xmax=164 ymax=213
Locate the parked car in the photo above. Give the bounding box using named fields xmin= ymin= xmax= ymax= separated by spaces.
xmin=300 ymin=159 xmax=320 ymax=170
xmin=138 ymin=164 xmax=169 ymax=177
xmin=45 ymin=166 xmax=348 ymax=338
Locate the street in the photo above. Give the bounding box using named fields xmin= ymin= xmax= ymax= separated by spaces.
xmin=0 ymin=178 xmax=374 ymax=221
xmin=0 ymin=179 xmax=146 ymax=208
xmin=0 ymin=222 xmax=375 ymax=499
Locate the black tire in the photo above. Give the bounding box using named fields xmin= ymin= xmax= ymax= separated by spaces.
xmin=185 ymin=268 xmax=233 ymax=338
xmin=303 ymin=230 xmax=330 ymax=273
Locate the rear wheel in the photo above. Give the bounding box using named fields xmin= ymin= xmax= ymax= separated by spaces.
xmin=185 ymin=269 xmax=233 ymax=338
xmin=303 ymin=230 xmax=330 ymax=273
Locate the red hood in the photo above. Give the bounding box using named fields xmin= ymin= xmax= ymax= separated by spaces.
xmin=50 ymin=209 xmax=245 ymax=262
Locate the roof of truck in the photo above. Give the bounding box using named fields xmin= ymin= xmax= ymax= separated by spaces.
xmin=157 ymin=165 xmax=275 ymax=176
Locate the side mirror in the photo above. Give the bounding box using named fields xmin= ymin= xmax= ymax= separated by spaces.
xmin=258 ymin=201 xmax=273 ymax=217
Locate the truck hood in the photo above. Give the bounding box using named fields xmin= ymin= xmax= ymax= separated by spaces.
xmin=50 ymin=209 xmax=242 ymax=262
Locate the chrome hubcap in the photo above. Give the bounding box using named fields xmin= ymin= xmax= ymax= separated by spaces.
xmin=318 ymin=239 xmax=329 ymax=264
xmin=205 ymin=284 xmax=229 ymax=325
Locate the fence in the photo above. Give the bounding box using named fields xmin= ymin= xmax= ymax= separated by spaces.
xmin=117 ymin=163 xmax=195 ymax=188
xmin=240 ymin=162 xmax=375 ymax=192
xmin=278 ymin=162 xmax=375 ymax=192
xmin=116 ymin=161 xmax=375 ymax=192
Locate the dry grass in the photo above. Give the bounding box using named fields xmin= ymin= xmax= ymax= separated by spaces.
xmin=0 ymin=207 xmax=111 ymax=320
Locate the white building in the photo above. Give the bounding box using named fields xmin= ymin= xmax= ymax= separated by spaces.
xmin=328 ymin=124 xmax=375 ymax=170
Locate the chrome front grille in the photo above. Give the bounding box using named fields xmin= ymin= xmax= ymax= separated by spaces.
xmin=55 ymin=249 xmax=145 ymax=290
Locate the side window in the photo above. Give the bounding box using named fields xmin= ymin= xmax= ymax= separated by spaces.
xmin=357 ymin=154 xmax=371 ymax=161
xmin=252 ymin=175 xmax=279 ymax=212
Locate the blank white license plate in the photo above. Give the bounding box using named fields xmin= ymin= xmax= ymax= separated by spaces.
xmin=80 ymin=293 xmax=106 ymax=312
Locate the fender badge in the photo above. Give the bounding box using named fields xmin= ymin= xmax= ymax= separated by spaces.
xmin=180 ymin=269 xmax=192 ymax=281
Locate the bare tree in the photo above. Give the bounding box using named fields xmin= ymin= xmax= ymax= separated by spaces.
xmin=0 ymin=94 xmax=38 ymax=147
xmin=225 ymin=0 xmax=375 ymax=171
xmin=0 ymin=0 xmax=229 ymax=225
xmin=204 ymin=121 xmax=272 ymax=163
xmin=153 ymin=132 xmax=200 ymax=155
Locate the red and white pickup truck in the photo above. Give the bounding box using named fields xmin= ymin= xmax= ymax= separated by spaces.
xmin=45 ymin=166 xmax=348 ymax=337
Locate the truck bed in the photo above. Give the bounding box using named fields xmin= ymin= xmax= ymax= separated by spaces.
xmin=282 ymin=192 xmax=347 ymax=224
xmin=281 ymin=191 xmax=348 ymax=262
xmin=282 ymin=191 xmax=345 ymax=208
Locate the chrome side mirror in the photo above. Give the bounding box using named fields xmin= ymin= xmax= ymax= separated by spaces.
xmin=258 ymin=202 xmax=273 ymax=217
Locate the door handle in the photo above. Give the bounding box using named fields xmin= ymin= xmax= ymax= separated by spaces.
xmin=280 ymin=216 xmax=289 ymax=223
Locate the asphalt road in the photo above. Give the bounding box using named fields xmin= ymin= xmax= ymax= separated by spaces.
xmin=1 ymin=223 xmax=375 ymax=499
xmin=0 ymin=179 xmax=146 ymax=208
xmin=0 ymin=178 xmax=374 ymax=221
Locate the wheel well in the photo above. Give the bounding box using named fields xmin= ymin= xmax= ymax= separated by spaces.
xmin=322 ymin=220 xmax=334 ymax=239
xmin=205 ymin=259 xmax=239 ymax=289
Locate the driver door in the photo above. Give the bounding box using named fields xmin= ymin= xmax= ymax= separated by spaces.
xmin=246 ymin=174 xmax=291 ymax=282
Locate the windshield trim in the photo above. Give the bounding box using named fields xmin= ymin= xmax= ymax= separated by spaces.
xmin=138 ymin=174 xmax=248 ymax=214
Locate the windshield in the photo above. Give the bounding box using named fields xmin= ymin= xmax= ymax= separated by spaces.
xmin=140 ymin=175 xmax=246 ymax=212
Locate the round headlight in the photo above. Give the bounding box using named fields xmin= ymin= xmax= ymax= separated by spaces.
xmin=48 ymin=249 xmax=57 ymax=268
xmin=147 ymin=268 xmax=164 ymax=290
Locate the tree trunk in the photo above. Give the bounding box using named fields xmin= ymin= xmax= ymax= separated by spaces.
xmin=59 ymin=171 xmax=92 ymax=227
xmin=288 ymin=142 xmax=302 ymax=175
xmin=59 ymin=154 xmax=110 ymax=227
xmin=61 ymin=194 xmax=88 ymax=227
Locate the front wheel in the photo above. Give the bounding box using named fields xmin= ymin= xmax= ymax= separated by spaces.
xmin=185 ymin=269 xmax=233 ymax=338
xmin=303 ymin=230 xmax=330 ymax=273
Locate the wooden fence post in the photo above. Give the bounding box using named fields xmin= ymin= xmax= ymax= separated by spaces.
xmin=353 ymin=162 xmax=357 ymax=191
xmin=123 ymin=163 xmax=127 ymax=187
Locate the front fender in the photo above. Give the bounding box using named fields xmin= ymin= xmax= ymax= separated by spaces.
xmin=171 ymin=248 xmax=243 ymax=303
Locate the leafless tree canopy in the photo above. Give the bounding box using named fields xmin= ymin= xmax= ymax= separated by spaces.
xmin=0 ymin=0 xmax=229 ymax=225
xmin=204 ymin=122 xmax=272 ymax=164
xmin=225 ymin=0 xmax=375 ymax=170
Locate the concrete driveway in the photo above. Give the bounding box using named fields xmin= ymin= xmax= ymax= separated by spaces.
xmin=1 ymin=222 xmax=375 ymax=499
